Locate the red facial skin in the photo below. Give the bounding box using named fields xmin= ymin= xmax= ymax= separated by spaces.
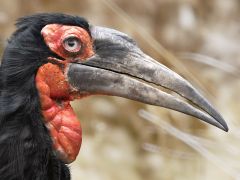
xmin=41 ymin=24 xmax=94 ymax=60
xmin=36 ymin=24 xmax=94 ymax=163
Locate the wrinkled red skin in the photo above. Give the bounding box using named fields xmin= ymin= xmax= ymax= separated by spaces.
xmin=36 ymin=24 xmax=94 ymax=163
xmin=36 ymin=63 xmax=82 ymax=163
xmin=41 ymin=24 xmax=94 ymax=61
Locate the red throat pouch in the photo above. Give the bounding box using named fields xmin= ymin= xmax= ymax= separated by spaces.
xmin=36 ymin=63 xmax=82 ymax=163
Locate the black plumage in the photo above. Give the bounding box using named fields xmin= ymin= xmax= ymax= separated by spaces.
xmin=0 ymin=13 xmax=89 ymax=180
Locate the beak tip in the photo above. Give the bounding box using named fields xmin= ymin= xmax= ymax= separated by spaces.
xmin=218 ymin=122 xmax=228 ymax=132
xmin=224 ymin=126 xmax=229 ymax=132
xmin=220 ymin=119 xmax=229 ymax=132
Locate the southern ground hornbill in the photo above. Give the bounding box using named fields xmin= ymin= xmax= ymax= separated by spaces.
xmin=0 ymin=13 xmax=228 ymax=179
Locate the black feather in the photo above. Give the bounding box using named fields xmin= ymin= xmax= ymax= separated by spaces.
xmin=0 ymin=13 xmax=90 ymax=180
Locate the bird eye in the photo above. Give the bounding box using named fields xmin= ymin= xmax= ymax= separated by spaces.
xmin=63 ymin=36 xmax=81 ymax=53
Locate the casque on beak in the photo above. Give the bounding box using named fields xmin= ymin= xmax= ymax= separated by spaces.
xmin=67 ymin=26 xmax=228 ymax=132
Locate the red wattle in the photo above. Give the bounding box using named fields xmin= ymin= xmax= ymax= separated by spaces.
xmin=36 ymin=63 xmax=82 ymax=163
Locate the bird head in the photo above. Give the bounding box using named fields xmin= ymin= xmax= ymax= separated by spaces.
xmin=1 ymin=13 xmax=228 ymax=163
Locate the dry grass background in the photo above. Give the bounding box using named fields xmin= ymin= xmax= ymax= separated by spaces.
xmin=0 ymin=0 xmax=240 ymax=179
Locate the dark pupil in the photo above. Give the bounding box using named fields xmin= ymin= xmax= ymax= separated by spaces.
xmin=67 ymin=39 xmax=76 ymax=47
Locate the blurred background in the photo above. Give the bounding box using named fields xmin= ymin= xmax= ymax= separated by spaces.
xmin=0 ymin=0 xmax=240 ymax=179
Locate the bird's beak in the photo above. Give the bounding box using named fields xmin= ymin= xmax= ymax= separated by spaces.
xmin=67 ymin=26 xmax=228 ymax=132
